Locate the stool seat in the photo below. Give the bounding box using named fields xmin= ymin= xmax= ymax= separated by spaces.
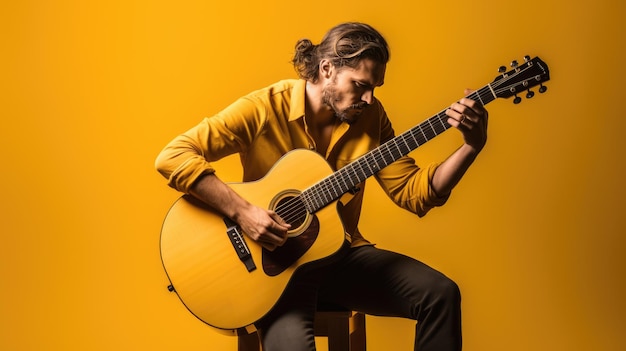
xmin=237 ymin=309 xmax=366 ymax=351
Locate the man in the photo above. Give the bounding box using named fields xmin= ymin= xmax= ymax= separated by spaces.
xmin=156 ymin=22 xmax=487 ymax=351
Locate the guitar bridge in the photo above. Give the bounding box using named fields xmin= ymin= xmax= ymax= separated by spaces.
xmin=223 ymin=217 xmax=256 ymax=272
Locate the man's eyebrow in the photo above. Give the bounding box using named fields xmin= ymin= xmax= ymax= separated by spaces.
xmin=358 ymin=79 xmax=384 ymax=88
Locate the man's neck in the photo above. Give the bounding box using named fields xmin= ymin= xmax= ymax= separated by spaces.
xmin=304 ymin=81 xmax=335 ymax=128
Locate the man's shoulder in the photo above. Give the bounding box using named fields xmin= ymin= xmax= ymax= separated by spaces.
xmin=244 ymin=79 xmax=304 ymax=104
xmin=265 ymin=79 xmax=302 ymax=96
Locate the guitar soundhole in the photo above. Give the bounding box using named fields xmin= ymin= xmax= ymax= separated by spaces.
xmin=269 ymin=190 xmax=311 ymax=238
xmin=263 ymin=190 xmax=319 ymax=276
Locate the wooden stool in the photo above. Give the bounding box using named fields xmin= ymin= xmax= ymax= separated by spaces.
xmin=237 ymin=310 xmax=366 ymax=351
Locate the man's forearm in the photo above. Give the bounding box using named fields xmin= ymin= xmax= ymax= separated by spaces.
xmin=189 ymin=173 xmax=251 ymax=221
xmin=430 ymin=144 xmax=480 ymax=197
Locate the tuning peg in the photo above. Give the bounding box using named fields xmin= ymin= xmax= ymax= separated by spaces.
xmin=539 ymin=84 xmax=548 ymax=93
xmin=513 ymin=94 xmax=522 ymax=104
xmin=498 ymin=66 xmax=507 ymax=73
xmin=511 ymin=60 xmax=519 ymax=68
xmin=526 ymin=89 xmax=535 ymax=99
xmin=524 ymin=55 xmax=531 ymax=62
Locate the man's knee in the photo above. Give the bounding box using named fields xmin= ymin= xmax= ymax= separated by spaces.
xmin=431 ymin=275 xmax=461 ymax=305
xmin=415 ymin=274 xmax=461 ymax=317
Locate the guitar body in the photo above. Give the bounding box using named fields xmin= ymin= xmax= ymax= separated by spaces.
xmin=160 ymin=149 xmax=346 ymax=332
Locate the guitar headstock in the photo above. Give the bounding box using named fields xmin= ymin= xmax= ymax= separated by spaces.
xmin=493 ymin=56 xmax=550 ymax=104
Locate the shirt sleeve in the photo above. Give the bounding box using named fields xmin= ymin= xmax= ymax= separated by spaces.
xmin=155 ymin=96 xmax=264 ymax=193
xmin=373 ymin=112 xmax=450 ymax=217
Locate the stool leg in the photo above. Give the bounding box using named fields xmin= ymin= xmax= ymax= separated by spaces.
xmin=326 ymin=316 xmax=350 ymax=351
xmin=238 ymin=332 xmax=261 ymax=351
xmin=350 ymin=312 xmax=366 ymax=351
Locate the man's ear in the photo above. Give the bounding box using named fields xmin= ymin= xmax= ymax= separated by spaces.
xmin=319 ymin=59 xmax=334 ymax=80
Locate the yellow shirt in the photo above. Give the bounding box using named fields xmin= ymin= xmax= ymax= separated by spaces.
xmin=156 ymin=79 xmax=448 ymax=246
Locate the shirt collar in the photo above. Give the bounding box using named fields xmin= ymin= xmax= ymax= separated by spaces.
xmin=288 ymin=79 xmax=307 ymax=122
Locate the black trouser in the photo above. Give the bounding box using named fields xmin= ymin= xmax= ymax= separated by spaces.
xmin=258 ymin=245 xmax=462 ymax=351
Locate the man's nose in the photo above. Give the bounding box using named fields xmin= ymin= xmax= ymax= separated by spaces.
xmin=361 ymin=89 xmax=374 ymax=105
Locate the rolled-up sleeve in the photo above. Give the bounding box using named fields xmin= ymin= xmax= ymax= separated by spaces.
xmin=375 ymin=158 xmax=449 ymax=217
xmin=373 ymin=111 xmax=449 ymax=217
xmin=155 ymin=96 xmax=263 ymax=193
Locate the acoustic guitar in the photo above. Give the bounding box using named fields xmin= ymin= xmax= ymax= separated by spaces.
xmin=160 ymin=56 xmax=550 ymax=334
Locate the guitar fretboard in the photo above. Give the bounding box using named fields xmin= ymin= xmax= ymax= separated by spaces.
xmin=300 ymin=85 xmax=496 ymax=213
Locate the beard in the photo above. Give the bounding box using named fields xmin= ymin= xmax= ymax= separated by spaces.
xmin=322 ymin=81 xmax=365 ymax=125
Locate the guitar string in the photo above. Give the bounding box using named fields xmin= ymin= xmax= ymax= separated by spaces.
xmin=274 ymin=83 xmax=505 ymax=224
xmin=274 ymin=64 xmax=542 ymax=225
xmin=275 ymin=86 xmax=492 ymax=225
xmin=280 ymin=85 xmax=494 ymax=219
xmin=492 ymin=63 xmax=541 ymax=95
xmin=274 ymin=108 xmax=455 ymax=225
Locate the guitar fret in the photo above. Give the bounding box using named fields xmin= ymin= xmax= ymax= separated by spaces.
xmin=339 ymin=168 xmax=351 ymax=192
xmin=378 ymin=147 xmax=387 ymax=166
xmin=301 ymin=192 xmax=314 ymax=212
xmin=370 ymin=149 xmax=382 ymax=172
xmin=349 ymin=164 xmax=360 ymax=184
xmin=485 ymin=84 xmax=496 ymax=101
xmin=308 ymin=186 xmax=316 ymax=209
xmin=322 ymin=183 xmax=331 ymax=203
xmin=426 ymin=120 xmax=435 ymax=137
xmin=423 ymin=122 xmax=436 ymax=140
xmin=323 ymin=178 xmax=335 ymax=203
xmin=327 ymin=178 xmax=338 ymax=200
xmin=473 ymin=91 xmax=485 ymax=105
xmin=388 ymin=138 xmax=401 ymax=160
xmin=417 ymin=125 xmax=428 ymax=144
xmin=355 ymin=160 xmax=366 ymax=183
xmin=403 ymin=135 xmax=413 ymax=153
xmin=410 ymin=130 xmax=421 ymax=147
xmin=366 ymin=150 xmax=374 ymax=171
xmin=390 ymin=140 xmax=401 ymax=159
xmin=333 ymin=177 xmax=342 ymax=198
xmin=363 ymin=154 xmax=375 ymax=174
xmin=407 ymin=130 xmax=420 ymax=149
xmin=352 ymin=162 xmax=362 ymax=182
xmin=400 ymin=135 xmax=411 ymax=153
xmin=316 ymin=183 xmax=327 ymax=207
xmin=381 ymin=144 xmax=391 ymax=166
xmin=431 ymin=116 xmax=446 ymax=134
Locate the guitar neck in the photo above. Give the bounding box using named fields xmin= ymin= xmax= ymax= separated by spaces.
xmin=300 ymin=85 xmax=496 ymax=213
xmin=298 ymin=55 xmax=551 ymax=213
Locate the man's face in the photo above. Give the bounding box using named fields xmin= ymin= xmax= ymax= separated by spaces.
xmin=322 ymin=58 xmax=386 ymax=124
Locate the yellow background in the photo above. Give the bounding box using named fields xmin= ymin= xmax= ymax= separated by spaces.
xmin=2 ymin=0 xmax=624 ymax=350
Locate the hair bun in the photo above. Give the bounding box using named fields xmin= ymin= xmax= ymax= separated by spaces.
xmin=294 ymin=39 xmax=314 ymax=55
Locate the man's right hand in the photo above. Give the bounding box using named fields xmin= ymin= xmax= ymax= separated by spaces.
xmin=189 ymin=173 xmax=290 ymax=251
xmin=234 ymin=204 xmax=291 ymax=251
